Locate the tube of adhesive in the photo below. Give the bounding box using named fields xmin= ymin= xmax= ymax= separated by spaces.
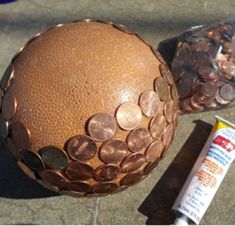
xmin=172 ymin=116 xmax=235 ymax=225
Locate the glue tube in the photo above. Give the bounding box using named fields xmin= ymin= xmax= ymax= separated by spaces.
xmin=172 ymin=116 xmax=235 ymax=225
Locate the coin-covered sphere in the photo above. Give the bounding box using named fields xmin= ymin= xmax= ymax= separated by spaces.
xmin=0 ymin=20 xmax=178 ymax=197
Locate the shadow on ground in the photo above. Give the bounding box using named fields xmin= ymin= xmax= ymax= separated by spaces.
xmin=0 ymin=139 xmax=58 ymax=199
xmin=138 ymin=119 xmax=213 ymax=225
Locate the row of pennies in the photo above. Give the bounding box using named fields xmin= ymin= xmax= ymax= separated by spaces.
xmin=159 ymin=19 xmax=235 ymax=114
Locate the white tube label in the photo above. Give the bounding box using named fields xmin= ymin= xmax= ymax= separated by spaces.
xmin=172 ymin=116 xmax=235 ymax=224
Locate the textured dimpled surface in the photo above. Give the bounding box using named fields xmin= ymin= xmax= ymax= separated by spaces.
xmin=8 ymin=22 xmax=160 ymax=152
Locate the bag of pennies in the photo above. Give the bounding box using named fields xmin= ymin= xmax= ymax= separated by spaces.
xmin=171 ymin=19 xmax=235 ymax=113
xmin=0 ymin=19 xmax=178 ymax=198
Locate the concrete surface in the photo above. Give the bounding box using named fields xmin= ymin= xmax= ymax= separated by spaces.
xmin=0 ymin=0 xmax=235 ymax=224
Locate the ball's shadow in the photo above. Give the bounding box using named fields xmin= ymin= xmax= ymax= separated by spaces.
xmin=0 ymin=139 xmax=58 ymax=199
xmin=138 ymin=119 xmax=212 ymax=225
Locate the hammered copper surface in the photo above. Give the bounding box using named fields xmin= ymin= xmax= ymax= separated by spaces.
xmin=66 ymin=135 xmax=97 ymax=161
xmin=126 ymin=127 xmax=152 ymax=152
xmin=39 ymin=146 xmax=69 ymax=170
xmin=2 ymin=93 xmax=17 ymax=120
xmin=99 ymin=139 xmax=128 ymax=163
xmin=11 ymin=121 xmax=31 ymax=149
xmin=116 ymin=102 xmax=142 ymax=130
xmin=65 ymin=161 xmax=94 ymax=180
xmin=87 ymin=113 xmax=117 ymax=141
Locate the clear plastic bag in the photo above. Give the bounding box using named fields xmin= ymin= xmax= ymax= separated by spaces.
xmin=171 ymin=19 xmax=235 ymax=113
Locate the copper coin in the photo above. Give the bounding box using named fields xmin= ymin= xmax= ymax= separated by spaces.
xmin=0 ymin=64 xmax=14 ymax=90
xmin=149 ymin=113 xmax=167 ymax=139
xmin=145 ymin=139 xmax=164 ymax=162
xmin=39 ymin=146 xmax=69 ymax=170
xmin=215 ymin=89 xmax=230 ymax=105
xmin=66 ymin=135 xmax=97 ymax=161
xmin=65 ymin=161 xmax=94 ymax=180
xmin=127 ymin=127 xmax=152 ymax=152
xmin=11 ymin=121 xmax=31 ymax=149
xmin=116 ymin=102 xmax=142 ymax=130
xmin=120 ymin=153 xmax=145 ymax=173
xmin=0 ymin=88 xmax=4 ymax=108
xmin=120 ymin=170 xmax=144 ymax=186
xmin=2 ymin=93 xmax=17 ymax=120
xmin=99 ymin=139 xmax=128 ymax=164
xmin=201 ymin=82 xmax=217 ymax=98
xmin=113 ymin=24 xmax=133 ymax=34
xmin=88 ymin=113 xmax=117 ymax=141
xmin=171 ymin=83 xmax=178 ymax=102
xmin=139 ymin=90 xmax=161 ymax=117
xmin=153 ymin=50 xmax=166 ymax=65
xmin=60 ymin=190 xmax=85 ymax=198
xmin=94 ymin=164 xmax=121 ymax=182
xmin=40 ymin=169 xmax=67 ymax=188
xmin=66 ymin=181 xmax=92 ymax=193
xmin=37 ymin=179 xmax=60 ymax=193
xmin=0 ymin=114 xmax=9 ymax=139
xmin=219 ymin=83 xmax=235 ymax=101
xmin=189 ymin=96 xmax=204 ymax=112
xmin=154 ymin=77 xmax=169 ymax=101
xmin=21 ymin=149 xmax=45 ymax=172
xmin=162 ymin=123 xmax=174 ymax=147
xmin=159 ymin=64 xmax=174 ymax=85
xmin=144 ymin=159 xmax=159 ymax=175
xmin=17 ymin=161 xmax=36 ymax=180
xmin=93 ymin=182 xmax=118 ymax=194
xmin=7 ymin=138 xmax=21 ymax=161
xmin=164 ymin=99 xmax=174 ymax=123
xmin=176 ymin=75 xmax=194 ymax=99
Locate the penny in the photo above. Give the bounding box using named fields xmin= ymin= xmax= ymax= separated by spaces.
xmin=201 ymin=82 xmax=217 ymax=98
xmin=17 ymin=161 xmax=36 ymax=180
xmin=0 ymin=88 xmax=4 ymax=108
xmin=88 ymin=113 xmax=117 ymax=141
xmin=164 ymin=99 xmax=174 ymax=123
xmin=197 ymin=66 xmax=218 ymax=81
xmin=116 ymin=102 xmax=142 ymax=130
xmin=94 ymin=164 xmax=121 ymax=182
xmin=144 ymin=159 xmax=159 ymax=175
xmin=120 ymin=170 xmax=144 ymax=186
xmin=145 ymin=139 xmax=164 ymax=162
xmin=66 ymin=181 xmax=92 ymax=193
xmin=93 ymin=182 xmax=118 ymax=194
xmin=11 ymin=121 xmax=31 ymax=149
xmin=39 ymin=146 xmax=69 ymax=170
xmin=139 ymin=90 xmax=161 ymax=117
xmin=153 ymin=51 xmax=167 ymax=65
xmin=65 ymin=161 xmax=94 ymax=180
xmin=126 ymin=127 xmax=152 ymax=152
xmin=113 ymin=24 xmax=133 ymax=34
xmin=149 ymin=113 xmax=167 ymax=139
xmin=21 ymin=149 xmax=45 ymax=172
xmin=2 ymin=93 xmax=17 ymax=120
xmin=171 ymin=83 xmax=178 ymax=102
xmin=7 ymin=138 xmax=21 ymax=161
xmin=0 ymin=114 xmax=9 ymax=139
xmin=60 ymin=190 xmax=85 ymax=198
xmin=215 ymin=89 xmax=230 ymax=105
xmin=162 ymin=123 xmax=174 ymax=147
xmin=40 ymin=169 xmax=67 ymax=189
xmin=37 ymin=179 xmax=60 ymax=193
xmin=66 ymin=135 xmax=97 ymax=161
xmin=159 ymin=64 xmax=174 ymax=85
xmin=176 ymin=73 xmax=194 ymax=99
xmin=0 ymin=64 xmax=14 ymax=90
xmin=219 ymin=83 xmax=235 ymax=101
xmin=120 ymin=153 xmax=145 ymax=173
xmin=99 ymin=139 xmax=128 ymax=164
xmin=154 ymin=77 xmax=169 ymax=101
